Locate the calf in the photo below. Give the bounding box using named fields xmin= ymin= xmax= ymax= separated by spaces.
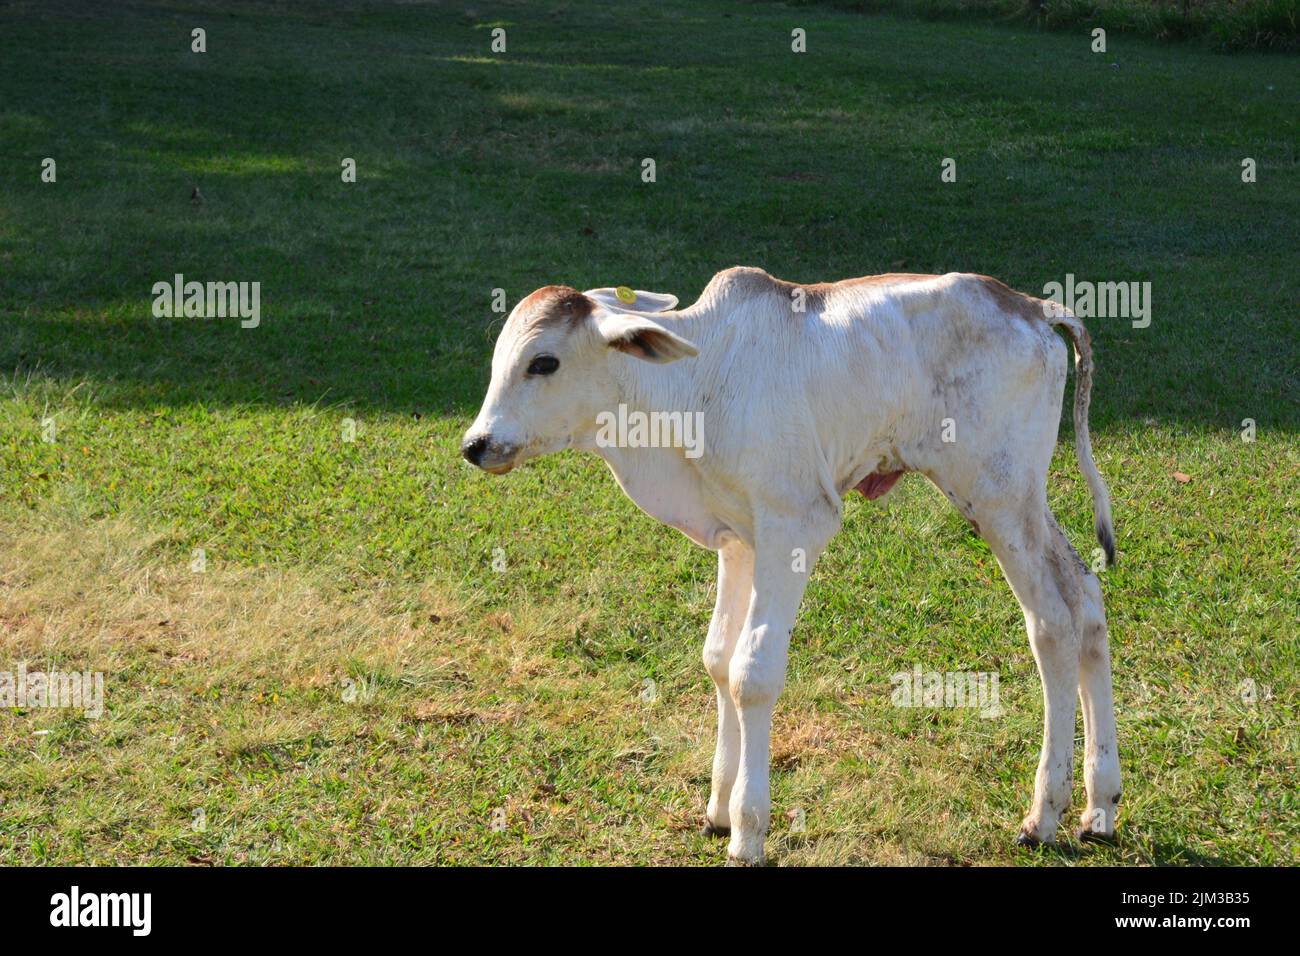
xmin=462 ymin=267 xmax=1119 ymax=865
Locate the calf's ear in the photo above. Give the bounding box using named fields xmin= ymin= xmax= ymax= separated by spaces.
xmin=594 ymin=311 xmax=698 ymax=363
xmin=584 ymin=288 xmax=679 ymax=313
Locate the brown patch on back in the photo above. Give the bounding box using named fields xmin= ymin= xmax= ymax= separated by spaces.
xmin=713 ymin=267 xmax=938 ymax=314
xmin=975 ymin=275 xmax=1049 ymax=323
xmin=814 ymin=272 xmax=938 ymax=292
xmin=514 ymin=285 xmax=593 ymax=329
xmin=782 ymin=272 xmax=938 ymax=309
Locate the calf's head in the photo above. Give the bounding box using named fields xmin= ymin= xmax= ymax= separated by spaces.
xmin=462 ymin=285 xmax=697 ymax=473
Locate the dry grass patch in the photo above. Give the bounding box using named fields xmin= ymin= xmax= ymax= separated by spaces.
xmin=0 ymin=510 xmax=658 ymax=864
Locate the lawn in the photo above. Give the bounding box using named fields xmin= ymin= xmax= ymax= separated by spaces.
xmin=0 ymin=0 xmax=1296 ymax=865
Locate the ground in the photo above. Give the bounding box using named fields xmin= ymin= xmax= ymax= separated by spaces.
xmin=0 ymin=0 xmax=1296 ymax=865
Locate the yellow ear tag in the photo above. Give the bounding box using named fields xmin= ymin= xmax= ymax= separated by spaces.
xmin=615 ymin=286 xmax=637 ymax=305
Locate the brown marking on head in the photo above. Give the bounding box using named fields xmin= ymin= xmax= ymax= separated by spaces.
xmin=975 ymin=275 xmax=1049 ymax=323
xmin=513 ymin=285 xmax=594 ymax=330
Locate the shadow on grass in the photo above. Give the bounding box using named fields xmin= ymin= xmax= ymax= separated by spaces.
xmin=1 ymin=0 xmax=1296 ymax=432
xmin=1011 ymin=826 xmax=1246 ymax=865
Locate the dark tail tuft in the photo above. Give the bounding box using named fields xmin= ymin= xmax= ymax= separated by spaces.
xmin=1096 ymin=521 xmax=1116 ymax=567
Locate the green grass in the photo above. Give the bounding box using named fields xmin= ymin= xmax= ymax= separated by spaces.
xmin=1 ymin=0 xmax=1297 ymax=865
xmin=799 ymin=0 xmax=1300 ymax=52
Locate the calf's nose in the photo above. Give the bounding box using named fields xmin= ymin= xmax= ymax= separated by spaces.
xmin=461 ymin=434 xmax=490 ymax=466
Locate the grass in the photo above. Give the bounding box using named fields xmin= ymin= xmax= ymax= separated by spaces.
xmin=798 ymin=0 xmax=1300 ymax=52
xmin=0 ymin=0 xmax=1297 ymax=865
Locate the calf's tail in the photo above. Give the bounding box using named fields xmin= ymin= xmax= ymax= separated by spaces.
xmin=1049 ymin=309 xmax=1116 ymax=567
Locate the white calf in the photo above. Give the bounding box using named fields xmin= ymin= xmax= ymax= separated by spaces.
xmin=463 ymin=267 xmax=1119 ymax=865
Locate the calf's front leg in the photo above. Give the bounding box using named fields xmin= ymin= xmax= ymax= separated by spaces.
xmin=702 ymin=539 xmax=754 ymax=836
xmin=725 ymin=523 xmax=833 ymax=866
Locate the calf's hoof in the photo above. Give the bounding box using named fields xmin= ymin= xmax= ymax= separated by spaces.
xmin=1076 ymin=803 xmax=1118 ymax=844
xmin=701 ymin=818 xmax=730 ymax=839
xmin=1014 ymin=831 xmax=1041 ymax=849
xmin=1015 ymin=829 xmax=1055 ymax=849
xmin=725 ymin=854 xmax=766 ymax=867
xmin=1016 ymin=813 xmax=1061 ymax=849
xmin=1074 ymin=826 xmax=1117 ymax=845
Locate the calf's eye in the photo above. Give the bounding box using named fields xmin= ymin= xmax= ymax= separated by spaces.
xmin=527 ymin=355 xmax=560 ymax=376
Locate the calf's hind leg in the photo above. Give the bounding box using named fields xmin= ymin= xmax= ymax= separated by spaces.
xmin=978 ymin=501 xmax=1083 ymax=846
xmin=1071 ymin=539 xmax=1121 ymax=839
